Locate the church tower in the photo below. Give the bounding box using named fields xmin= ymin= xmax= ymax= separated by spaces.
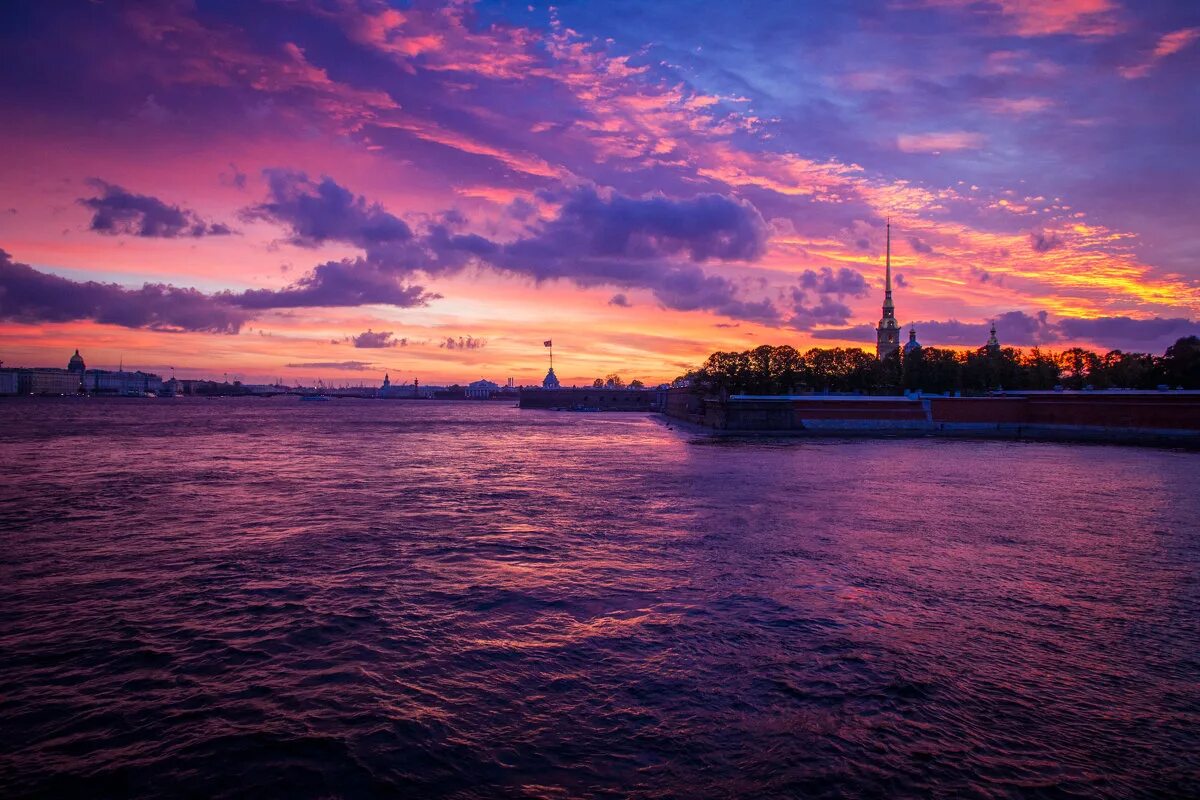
xmin=985 ymin=321 xmax=1001 ymax=355
xmin=876 ymin=220 xmax=900 ymax=359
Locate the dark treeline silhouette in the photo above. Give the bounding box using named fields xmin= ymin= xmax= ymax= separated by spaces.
xmin=679 ymin=336 xmax=1200 ymax=396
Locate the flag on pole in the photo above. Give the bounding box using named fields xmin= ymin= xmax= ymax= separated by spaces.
xmin=543 ymin=340 xmax=552 ymax=347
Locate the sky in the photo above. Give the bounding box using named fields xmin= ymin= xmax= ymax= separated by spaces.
xmin=1 ymin=0 xmax=1198 ymax=386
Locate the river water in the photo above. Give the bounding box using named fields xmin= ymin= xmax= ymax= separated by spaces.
xmin=1 ymin=398 xmax=1197 ymax=798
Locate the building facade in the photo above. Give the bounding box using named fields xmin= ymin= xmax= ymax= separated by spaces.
xmin=465 ymin=379 xmax=499 ymax=399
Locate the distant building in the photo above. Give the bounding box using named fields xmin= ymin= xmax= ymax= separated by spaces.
xmin=542 ymin=367 xmax=560 ymax=389
xmin=18 ymin=369 xmax=82 ymax=395
xmin=379 ymin=373 xmax=415 ymax=398
xmin=465 ymin=378 xmax=499 ymax=399
xmin=68 ymin=349 xmax=86 ymax=374
xmin=0 ymin=369 xmax=18 ymax=395
xmin=903 ymin=324 xmax=921 ymax=356
xmin=85 ymin=369 xmax=163 ymax=396
xmin=876 ymin=220 xmax=900 ymax=359
xmin=985 ymin=321 xmax=1001 ymax=355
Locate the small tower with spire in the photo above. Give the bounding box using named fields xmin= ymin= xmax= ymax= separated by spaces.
xmin=903 ymin=323 xmax=921 ymax=356
xmin=876 ymin=219 xmax=900 ymax=359
xmin=985 ymin=321 xmax=1001 ymax=355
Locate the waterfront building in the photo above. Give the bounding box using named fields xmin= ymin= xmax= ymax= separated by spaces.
xmin=465 ymin=378 xmax=499 ymax=399
xmin=903 ymin=324 xmax=921 ymax=356
xmin=85 ymin=369 xmax=163 ymax=396
xmin=985 ymin=321 xmax=1001 ymax=355
xmin=542 ymin=367 xmax=560 ymax=389
xmin=876 ymin=220 xmax=900 ymax=359
xmin=378 ymin=373 xmax=414 ymax=398
xmin=0 ymin=369 xmax=20 ymax=395
xmin=68 ymin=349 xmax=86 ymax=374
xmin=18 ymin=369 xmax=83 ymax=395
xmin=466 ymin=378 xmax=498 ymax=398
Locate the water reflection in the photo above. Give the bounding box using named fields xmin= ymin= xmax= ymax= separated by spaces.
xmin=0 ymin=398 xmax=1197 ymax=798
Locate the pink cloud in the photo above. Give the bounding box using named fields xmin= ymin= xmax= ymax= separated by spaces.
xmin=1120 ymin=27 xmax=1200 ymax=79
xmin=896 ymin=131 xmax=986 ymax=154
xmin=917 ymin=0 xmax=1123 ymax=38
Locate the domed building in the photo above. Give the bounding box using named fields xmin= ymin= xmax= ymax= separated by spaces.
xmin=542 ymin=367 xmax=560 ymax=389
xmin=903 ymin=325 xmax=921 ymax=356
xmin=67 ymin=349 xmax=86 ymax=373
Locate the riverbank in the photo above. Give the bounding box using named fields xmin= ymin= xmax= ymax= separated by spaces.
xmin=663 ymin=390 xmax=1200 ymax=448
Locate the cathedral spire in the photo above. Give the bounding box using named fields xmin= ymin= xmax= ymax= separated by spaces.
xmin=876 ymin=217 xmax=900 ymax=359
xmin=884 ymin=217 xmax=893 ymax=311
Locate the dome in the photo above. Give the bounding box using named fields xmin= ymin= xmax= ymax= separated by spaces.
xmin=542 ymin=367 xmax=560 ymax=389
xmin=67 ymin=349 xmax=86 ymax=372
xmin=903 ymin=326 xmax=921 ymax=355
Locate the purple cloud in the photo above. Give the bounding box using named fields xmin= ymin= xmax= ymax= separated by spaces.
xmin=609 ymin=293 xmax=630 ymax=307
xmin=234 ymin=258 xmax=433 ymax=310
xmin=241 ymin=175 xmax=779 ymax=324
xmin=788 ymin=289 xmax=855 ymax=330
xmin=0 ymin=249 xmax=249 ymax=333
xmin=80 ymin=180 xmax=234 ymax=238
xmin=1029 ymin=230 xmax=1063 ymax=253
xmin=1055 ymin=316 xmax=1200 ymax=350
xmin=352 ymin=329 xmax=406 ymax=348
xmin=242 ymin=169 xmax=414 ymax=250
xmin=908 ymin=236 xmax=934 ymax=254
xmin=439 ymin=336 xmax=487 ymax=350
xmin=284 ymin=361 xmax=374 ymax=371
xmin=797 ymin=267 xmax=870 ymax=297
xmin=0 ymin=248 xmax=431 ymax=331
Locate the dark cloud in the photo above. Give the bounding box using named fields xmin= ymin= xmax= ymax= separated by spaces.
xmin=221 ymin=163 xmax=248 ymax=191
xmin=815 ymin=313 xmax=1200 ymax=352
xmin=1029 ymin=230 xmax=1063 ymax=253
xmin=531 ymin=186 xmax=768 ymax=263
xmin=80 ymin=180 xmax=234 ymax=238
xmin=811 ymin=324 xmax=875 ymax=341
xmin=284 ymin=361 xmax=374 ymax=371
xmin=969 ymin=265 xmax=996 ymax=284
xmin=242 ymin=169 xmax=414 ymax=250
xmin=0 ymin=248 xmax=431 ymax=332
xmin=909 ymin=310 xmax=1057 ymax=347
xmin=908 ymin=236 xmax=934 ymax=254
xmin=788 ymin=290 xmax=855 ymax=330
xmin=439 ymin=336 xmax=487 ymax=350
xmin=797 ymin=267 xmax=870 ymax=297
xmin=894 ymin=273 xmax=909 ymax=288
xmin=1055 ymin=316 xmax=1200 ymax=350
xmin=242 ymin=175 xmax=779 ymax=324
xmin=0 ymin=248 xmax=250 ymax=332
xmin=234 ymin=258 xmax=433 ymax=309
xmin=351 ymin=329 xmax=406 ymax=348
xmin=608 ymin=293 xmax=630 ymax=307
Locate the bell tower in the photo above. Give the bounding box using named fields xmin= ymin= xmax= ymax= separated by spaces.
xmin=876 ymin=219 xmax=900 ymax=359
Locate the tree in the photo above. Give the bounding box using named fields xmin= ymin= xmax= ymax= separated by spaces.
xmin=629 ymin=379 xmax=645 ymax=389
xmin=1161 ymin=336 xmax=1200 ymax=389
xmin=592 ymin=378 xmax=604 ymax=388
xmin=604 ymin=373 xmax=625 ymax=388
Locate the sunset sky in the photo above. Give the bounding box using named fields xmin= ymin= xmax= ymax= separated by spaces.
xmin=1 ymin=0 xmax=1198 ymax=386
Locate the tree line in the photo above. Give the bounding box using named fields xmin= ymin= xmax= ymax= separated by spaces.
xmin=678 ymin=336 xmax=1200 ymax=396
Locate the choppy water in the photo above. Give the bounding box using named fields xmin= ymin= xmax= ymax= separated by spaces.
xmin=1 ymin=398 xmax=1198 ymax=798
